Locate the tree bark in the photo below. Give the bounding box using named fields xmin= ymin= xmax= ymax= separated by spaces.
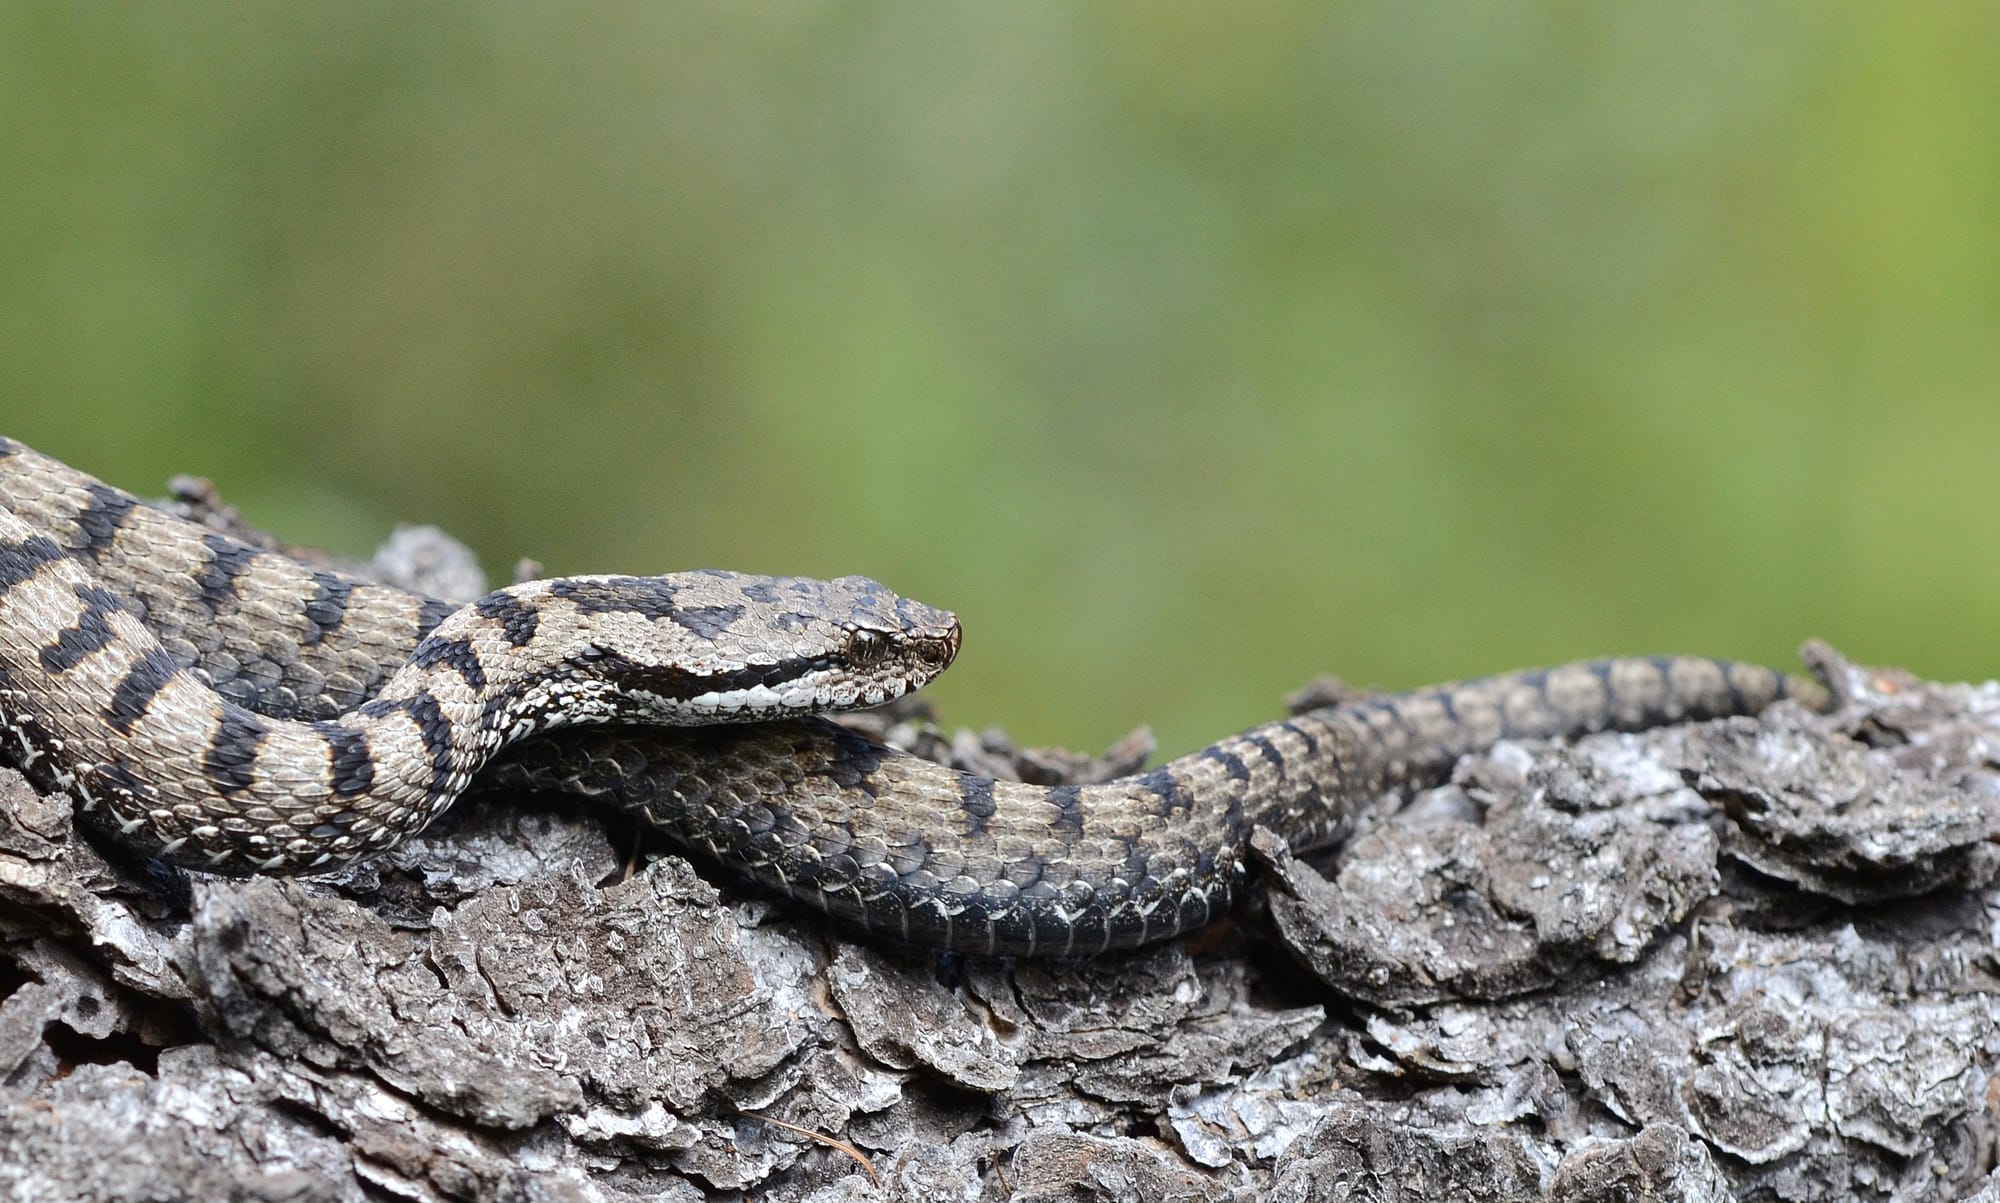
xmin=1 ymin=528 xmax=1994 ymax=1201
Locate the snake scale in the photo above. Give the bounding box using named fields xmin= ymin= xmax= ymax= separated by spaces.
xmin=0 ymin=437 xmax=1829 ymax=956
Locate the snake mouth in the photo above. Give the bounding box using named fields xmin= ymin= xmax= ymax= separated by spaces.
xmin=603 ymin=653 xmax=843 ymax=708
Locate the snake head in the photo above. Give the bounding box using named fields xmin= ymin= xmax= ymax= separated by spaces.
xmin=771 ymin=572 xmax=960 ymax=714
xmin=495 ymin=570 xmax=960 ymax=726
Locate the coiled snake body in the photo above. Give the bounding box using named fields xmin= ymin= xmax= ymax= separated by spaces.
xmin=0 ymin=437 xmax=1827 ymax=955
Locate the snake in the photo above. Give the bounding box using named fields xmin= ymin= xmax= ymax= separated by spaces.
xmin=0 ymin=436 xmax=1830 ymax=956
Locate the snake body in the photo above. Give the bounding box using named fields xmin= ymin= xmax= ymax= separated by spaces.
xmin=0 ymin=437 xmax=1827 ymax=955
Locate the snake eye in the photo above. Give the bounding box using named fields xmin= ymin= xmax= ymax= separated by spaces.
xmin=848 ymin=628 xmax=890 ymax=664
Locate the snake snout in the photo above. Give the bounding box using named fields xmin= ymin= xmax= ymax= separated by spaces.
xmin=930 ymin=615 xmax=962 ymax=669
xmin=894 ymin=599 xmax=961 ymax=680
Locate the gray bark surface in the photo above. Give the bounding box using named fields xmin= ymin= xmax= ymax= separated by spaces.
xmin=1 ymin=523 xmax=1996 ymax=1201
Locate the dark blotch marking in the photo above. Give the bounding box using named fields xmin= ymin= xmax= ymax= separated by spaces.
xmin=301 ymin=572 xmax=355 ymax=646
xmin=90 ymin=759 xmax=146 ymax=803
xmin=414 ymin=596 xmax=455 ymax=639
xmin=1500 ymin=670 xmax=1550 ymax=738
xmin=1278 ymin=718 xmax=1320 ymax=757
xmin=670 ymin=603 xmax=746 ymax=641
xmin=959 ymin=777 xmax=996 ymax=836
xmin=805 ymin=721 xmax=891 ymax=792
xmin=349 ymin=695 xmax=455 ymax=803
xmin=40 ymin=585 xmax=121 ymax=673
xmin=551 ymin=576 xmax=678 ymax=619
xmin=398 ymin=692 xmax=458 ymax=803
xmin=1048 ymin=786 xmax=1086 ymax=835
xmin=474 ymin=687 xmax=518 ymax=740
xmin=739 ymin=580 xmax=782 ymax=604
xmin=0 ymin=535 xmax=64 ymax=593
xmin=323 ymin=727 xmax=375 ymax=797
xmin=1575 ymin=660 xmax=1620 ymax=728
xmin=409 ymin=635 xmax=487 ymax=692
xmin=1200 ymin=746 xmax=1251 ymax=783
xmin=1137 ymin=768 xmax=1190 ymax=817
xmin=1379 ymin=698 xmax=1426 ymax=743
xmin=308 ymin=812 xmax=364 ymax=842
xmin=1240 ymin=732 xmax=1284 ymax=769
xmin=0 ymin=436 xmax=15 ymax=457
xmin=473 ymin=591 xmax=540 ymax=646
xmin=194 ymin=535 xmax=258 ymax=615
xmin=203 ymin=710 xmax=271 ymax=796
xmin=73 ymin=485 xmax=137 ymax=561
xmin=106 ymin=650 xmax=182 ymax=734
xmin=1712 ymin=661 xmax=1749 ymax=722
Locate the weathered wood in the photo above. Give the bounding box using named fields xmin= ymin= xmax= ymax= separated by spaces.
xmin=1 ymin=529 xmax=1994 ymax=1201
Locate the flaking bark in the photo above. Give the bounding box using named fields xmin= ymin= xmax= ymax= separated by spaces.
xmin=1 ymin=523 xmax=1996 ymax=1201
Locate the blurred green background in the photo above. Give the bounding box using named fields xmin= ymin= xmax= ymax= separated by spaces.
xmin=4 ymin=6 xmax=1995 ymax=757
